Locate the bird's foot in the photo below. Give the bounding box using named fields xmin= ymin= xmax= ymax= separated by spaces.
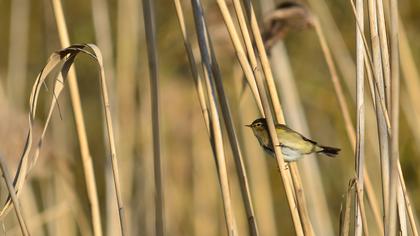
xmin=277 ymin=163 xmax=289 ymax=172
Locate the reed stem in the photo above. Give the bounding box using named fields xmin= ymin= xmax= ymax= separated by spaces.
xmin=51 ymin=1 xmax=103 ymax=235
xmin=142 ymin=1 xmax=165 ymax=235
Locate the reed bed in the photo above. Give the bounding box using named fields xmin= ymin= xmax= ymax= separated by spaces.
xmin=0 ymin=0 xmax=419 ymax=235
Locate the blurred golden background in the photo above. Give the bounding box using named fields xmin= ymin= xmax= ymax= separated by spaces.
xmin=0 ymin=0 xmax=419 ymax=235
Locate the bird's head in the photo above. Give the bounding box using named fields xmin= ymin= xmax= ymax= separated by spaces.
xmin=245 ymin=118 xmax=268 ymax=135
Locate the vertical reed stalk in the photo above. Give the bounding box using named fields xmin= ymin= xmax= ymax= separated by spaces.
xmin=204 ymin=11 xmax=261 ymax=233
xmin=191 ymin=1 xmax=238 ymax=234
xmin=142 ymin=1 xmax=165 ymax=235
xmin=227 ymin=2 xmax=313 ymax=232
xmin=260 ymin=1 xmax=335 ymax=233
xmin=191 ymin=113 xmax=220 ymax=236
xmin=314 ymin=17 xmax=382 ymax=234
xmin=175 ymin=1 xmax=258 ymax=234
xmin=235 ymin=83 xmax=278 ymax=236
xmin=116 ymin=1 xmax=138 ymax=230
xmin=214 ymin=0 xmax=264 ymax=115
xmin=312 ymin=21 xmax=355 ymax=163
xmin=270 ymin=43 xmax=334 ymax=235
xmin=204 ymin=61 xmax=239 ymax=235
xmin=51 ymin=1 xmax=103 ymax=235
xmin=172 ymin=2 xmax=219 ymax=233
xmin=388 ymin=0 xmax=399 ymax=233
xmin=355 ymin=0 xmax=365 ymax=234
xmin=315 ymin=7 xmax=385 ymax=234
xmin=172 ymin=0 xmax=210 ymax=128
xmin=88 ymin=44 xmax=127 ymax=235
xmin=208 ymin=39 xmax=259 ymax=236
xmin=90 ymin=0 xmax=120 ymax=234
xmin=367 ymin=0 xmax=391 ymax=228
xmin=375 ymin=0 xmax=391 ymax=109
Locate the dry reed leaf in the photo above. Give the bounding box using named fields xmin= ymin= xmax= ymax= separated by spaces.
xmin=262 ymin=1 xmax=314 ymax=50
xmin=0 ymin=44 xmax=117 ymax=220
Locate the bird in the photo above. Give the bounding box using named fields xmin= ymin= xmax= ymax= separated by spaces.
xmin=262 ymin=1 xmax=313 ymax=51
xmin=246 ymin=118 xmax=340 ymax=162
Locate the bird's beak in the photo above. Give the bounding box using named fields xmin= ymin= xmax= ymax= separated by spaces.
xmin=245 ymin=124 xmax=252 ymax=127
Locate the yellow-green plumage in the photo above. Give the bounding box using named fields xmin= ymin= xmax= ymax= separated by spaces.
xmin=246 ymin=118 xmax=340 ymax=162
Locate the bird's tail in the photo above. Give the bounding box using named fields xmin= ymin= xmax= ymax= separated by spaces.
xmin=317 ymin=145 xmax=340 ymax=157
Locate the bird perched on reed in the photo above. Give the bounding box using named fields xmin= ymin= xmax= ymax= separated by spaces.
xmin=246 ymin=118 xmax=340 ymax=162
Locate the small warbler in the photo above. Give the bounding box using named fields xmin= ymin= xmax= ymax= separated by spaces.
xmin=246 ymin=118 xmax=340 ymax=162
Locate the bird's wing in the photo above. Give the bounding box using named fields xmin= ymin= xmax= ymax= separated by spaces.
xmin=275 ymin=124 xmax=316 ymax=153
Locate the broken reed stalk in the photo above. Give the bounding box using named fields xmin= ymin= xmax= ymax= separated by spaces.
xmin=142 ymin=0 xmax=165 ymax=235
xmin=340 ymin=179 xmax=355 ymax=236
xmin=50 ymin=1 xmax=103 ymax=235
xmin=388 ymin=0 xmax=400 ymax=233
xmin=397 ymin=186 xmax=408 ymax=236
xmin=354 ymin=179 xmax=369 ymax=235
xmin=191 ymin=0 xmax=238 ymax=235
xmin=354 ymin=0 xmax=365 ymax=234
xmin=242 ymin=0 xmax=309 ymax=234
xmin=0 ymin=156 xmax=30 ymax=236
